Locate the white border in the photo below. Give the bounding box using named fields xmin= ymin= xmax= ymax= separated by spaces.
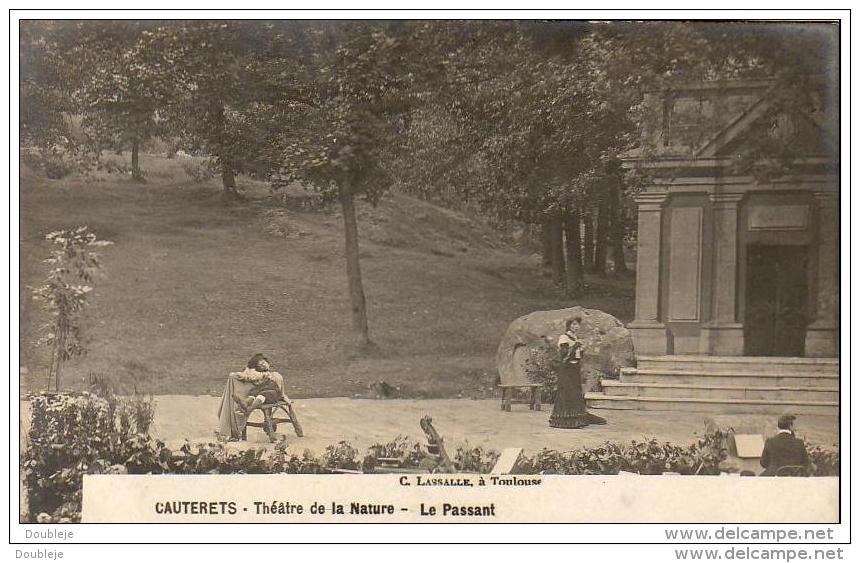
xmin=4 ymin=6 xmax=853 ymax=552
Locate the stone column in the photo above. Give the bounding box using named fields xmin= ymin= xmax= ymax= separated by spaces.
xmin=805 ymin=191 xmax=839 ymax=357
xmin=700 ymin=193 xmax=745 ymax=356
xmin=629 ymin=191 xmax=668 ymax=355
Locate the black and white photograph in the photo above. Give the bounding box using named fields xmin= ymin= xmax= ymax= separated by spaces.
xmin=9 ymin=8 xmax=849 ymax=553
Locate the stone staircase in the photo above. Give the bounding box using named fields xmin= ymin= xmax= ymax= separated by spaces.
xmin=584 ymin=355 xmax=839 ymax=415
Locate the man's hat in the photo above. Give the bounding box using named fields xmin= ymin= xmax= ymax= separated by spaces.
xmin=777 ymin=414 xmax=797 ymax=429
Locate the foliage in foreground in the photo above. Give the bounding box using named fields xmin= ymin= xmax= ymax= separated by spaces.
xmin=523 ymin=342 xmax=563 ymax=401
xmin=23 ymin=392 xmax=839 ymax=523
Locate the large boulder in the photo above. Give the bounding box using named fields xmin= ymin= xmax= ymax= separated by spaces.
xmin=496 ymin=306 xmax=634 ymax=393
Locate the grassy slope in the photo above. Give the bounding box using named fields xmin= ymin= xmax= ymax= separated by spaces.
xmin=20 ymin=154 xmax=634 ymax=398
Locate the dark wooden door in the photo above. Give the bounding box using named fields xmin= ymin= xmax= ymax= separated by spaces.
xmin=744 ymin=245 xmax=809 ymax=356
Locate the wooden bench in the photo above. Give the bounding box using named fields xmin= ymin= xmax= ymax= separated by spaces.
xmin=498 ymin=344 xmax=543 ymax=411
xmin=498 ymin=385 xmax=542 ymax=412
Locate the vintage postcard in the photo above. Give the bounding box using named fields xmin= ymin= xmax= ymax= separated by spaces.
xmin=10 ymin=9 xmax=848 ymax=551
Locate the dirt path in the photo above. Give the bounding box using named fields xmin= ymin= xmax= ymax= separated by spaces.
xmin=146 ymin=396 xmax=839 ymax=455
xmin=20 ymin=396 xmax=838 ymax=457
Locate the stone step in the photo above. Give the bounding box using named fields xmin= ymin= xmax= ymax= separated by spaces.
xmin=600 ymin=380 xmax=839 ymax=403
xmin=636 ymin=355 xmax=839 ymax=375
xmin=620 ymin=368 xmax=838 ymax=389
xmin=584 ymin=393 xmax=838 ymax=416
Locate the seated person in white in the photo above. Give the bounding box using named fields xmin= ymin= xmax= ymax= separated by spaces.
xmin=236 ymin=353 xmax=288 ymax=413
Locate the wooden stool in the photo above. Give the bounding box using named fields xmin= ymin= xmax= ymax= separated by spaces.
xmin=498 ymin=384 xmax=542 ymax=411
xmin=241 ymin=401 xmax=304 ymax=442
xmin=498 ymin=346 xmax=544 ymax=412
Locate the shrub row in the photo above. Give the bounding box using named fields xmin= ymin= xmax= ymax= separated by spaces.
xmin=23 ymin=392 xmax=838 ymax=523
xmin=21 ymin=149 xmax=83 ymax=179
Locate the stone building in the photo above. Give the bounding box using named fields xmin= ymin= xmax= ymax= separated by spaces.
xmin=585 ymin=79 xmax=839 ymax=414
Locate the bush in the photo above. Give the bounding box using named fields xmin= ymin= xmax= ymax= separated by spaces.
xmin=279 ymin=448 xmax=330 ymax=474
xmin=96 ymin=154 xmax=131 ymax=176
xmin=807 ymin=445 xmax=839 ymax=476
xmin=523 ymin=344 xmax=563 ymax=401
xmin=323 ymin=441 xmax=362 ymax=471
xmin=23 ymin=392 xmax=168 ymax=523
xmin=363 ymin=435 xmax=428 ymax=471
xmin=517 ymin=430 xmax=730 ymax=476
xmin=22 ymin=392 xmax=333 ymax=522
xmin=454 ymin=444 xmax=500 ymax=473
xmin=171 ymin=441 xmax=274 ymax=474
xmin=21 ymin=148 xmax=93 ymax=179
xmin=44 ymin=154 xmax=78 ymax=179
xmin=120 ymin=394 xmax=156 ymax=436
xmin=23 ymin=151 xmax=75 ymax=179
xmin=180 ymin=157 xmax=216 ymax=183
xmin=22 ymin=392 xmax=838 ymax=523
xmin=87 ymin=372 xmax=156 ymax=436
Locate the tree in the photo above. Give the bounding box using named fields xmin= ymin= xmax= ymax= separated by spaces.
xmin=153 ymin=21 xmax=313 ymax=199
xmin=607 ymin=174 xmax=629 ymax=275
xmin=19 ymin=22 xmax=75 ymax=150
xmin=273 ymin=23 xmax=421 ymax=347
xmin=66 ymin=21 xmax=173 ymax=181
xmin=398 ymin=21 xmax=832 ymax=294
xmin=398 ymin=22 xmax=619 ymax=293
xmin=19 ymin=21 xmax=100 ymax=179
xmin=32 ymin=227 xmax=111 ymax=391
xmin=563 ymin=210 xmax=584 ymax=294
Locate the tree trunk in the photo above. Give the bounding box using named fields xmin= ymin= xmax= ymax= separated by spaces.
xmin=50 ymin=326 xmax=64 ymax=392
xmin=548 ymin=213 xmax=565 ymax=286
xmin=210 ymin=101 xmax=241 ymax=201
xmin=131 ymin=138 xmax=143 ymax=182
xmin=48 ymin=341 xmax=59 ymax=392
xmin=541 ymin=219 xmax=553 ymax=271
xmin=609 ymin=182 xmax=629 ymax=275
xmin=338 ymin=181 xmax=371 ymax=347
xmin=582 ymin=208 xmax=595 ymax=273
xmin=54 ymin=351 xmax=63 ymax=392
xmin=594 ymin=198 xmax=609 ymax=276
xmin=221 ymin=161 xmax=240 ymax=200
xmin=564 ymin=210 xmax=583 ymax=296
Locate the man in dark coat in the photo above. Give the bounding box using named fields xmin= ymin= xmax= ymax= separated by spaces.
xmin=759 ymin=415 xmax=810 ymax=476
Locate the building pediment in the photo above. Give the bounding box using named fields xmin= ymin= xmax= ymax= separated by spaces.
xmin=710 ymin=103 xmax=837 ymax=160
xmin=623 ymin=78 xmax=837 ymax=173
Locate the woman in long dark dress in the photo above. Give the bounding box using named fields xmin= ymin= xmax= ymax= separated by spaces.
xmin=549 ymin=317 xmax=607 ymax=429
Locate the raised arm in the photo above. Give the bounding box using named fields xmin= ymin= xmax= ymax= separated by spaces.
xmin=236 ymin=368 xmax=266 ymax=383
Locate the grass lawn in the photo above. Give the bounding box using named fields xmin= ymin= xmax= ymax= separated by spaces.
xmin=19 ymin=153 xmax=634 ymax=398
